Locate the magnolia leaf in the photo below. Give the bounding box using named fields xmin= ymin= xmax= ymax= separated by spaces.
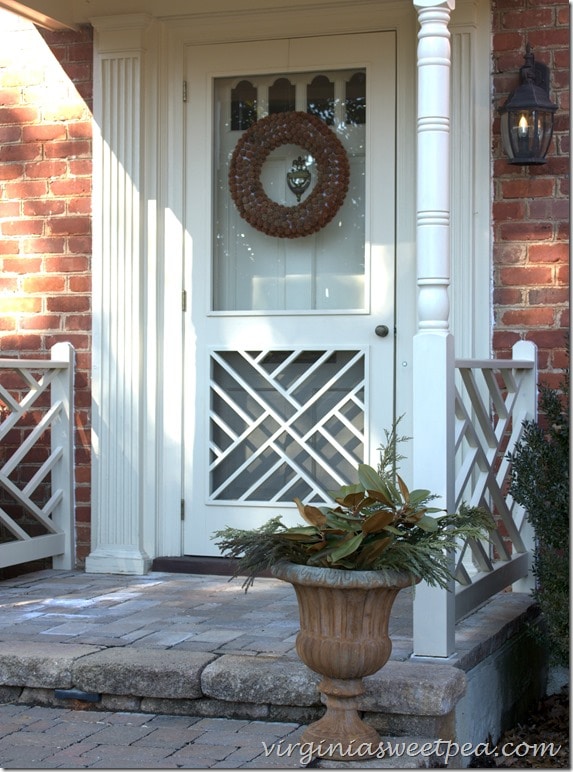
xmin=307 ymin=539 xmax=356 ymax=565
xmin=359 ymin=496 xmax=381 ymax=509
xmin=357 ymin=464 xmax=387 ymax=492
xmin=327 ymin=507 xmax=361 ymax=520
xmin=416 ymin=515 xmax=439 ymax=532
xmin=294 ymin=497 xmax=327 ymax=527
xmin=364 ymin=488 xmax=394 ymax=507
xmin=326 ymin=512 xmax=362 ymax=531
xmin=408 ymin=488 xmax=433 ymax=505
xmin=305 ymin=540 xmax=328 ymax=553
xmin=385 ymin=477 xmax=401 ymax=502
xmin=362 ymin=510 xmax=395 ymax=533
xmin=397 ymin=474 xmax=410 ymax=502
xmin=305 ymin=534 xmax=362 ymax=566
xmin=403 ymin=509 xmax=426 ymax=523
xmin=356 ymin=536 xmax=393 ymax=565
xmin=332 ymin=482 xmax=362 ymax=500
xmin=280 ymin=527 xmax=320 ymax=542
xmin=329 ymin=509 xmax=366 ymax=525
xmin=327 ymin=532 xmax=365 ymax=563
xmin=337 ymin=491 xmax=367 ymax=510
xmin=334 ymin=558 xmax=359 ymax=569
xmin=326 ymin=529 xmax=353 ymax=538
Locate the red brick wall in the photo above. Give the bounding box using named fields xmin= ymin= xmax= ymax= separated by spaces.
xmin=492 ymin=0 xmax=570 ymax=389
xmin=0 ymin=12 xmax=93 ymax=565
xmin=0 ymin=4 xmax=568 ymax=569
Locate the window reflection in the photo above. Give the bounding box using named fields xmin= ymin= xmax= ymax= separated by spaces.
xmin=269 ymin=78 xmax=296 ymax=113
xmin=307 ymin=75 xmax=334 ymax=124
xmin=346 ymin=72 xmax=366 ymax=125
xmin=231 ymin=80 xmax=257 ymax=130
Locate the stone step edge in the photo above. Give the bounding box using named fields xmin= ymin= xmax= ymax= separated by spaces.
xmin=0 ymin=643 xmax=466 ymax=719
xmin=1 ymin=684 xmax=458 ymax=748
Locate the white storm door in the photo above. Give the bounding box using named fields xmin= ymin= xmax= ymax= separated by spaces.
xmin=184 ymin=33 xmax=396 ymax=556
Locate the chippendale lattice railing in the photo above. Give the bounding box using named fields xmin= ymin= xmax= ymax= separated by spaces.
xmin=453 ymin=341 xmax=538 ymax=621
xmin=0 ymin=343 xmax=75 ymax=570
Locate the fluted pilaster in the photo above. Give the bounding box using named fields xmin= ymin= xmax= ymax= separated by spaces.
xmin=87 ymin=15 xmax=154 ymax=574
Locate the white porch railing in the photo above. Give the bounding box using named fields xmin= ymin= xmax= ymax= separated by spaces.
xmin=453 ymin=340 xmax=538 ymax=619
xmin=413 ymin=340 xmax=538 ymax=657
xmin=0 ymin=343 xmax=75 ymax=571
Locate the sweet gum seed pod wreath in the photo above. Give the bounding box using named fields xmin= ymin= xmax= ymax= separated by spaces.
xmin=229 ymin=111 xmax=350 ymax=239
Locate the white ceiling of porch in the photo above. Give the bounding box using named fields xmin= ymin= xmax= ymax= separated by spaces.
xmin=0 ymin=0 xmax=404 ymax=30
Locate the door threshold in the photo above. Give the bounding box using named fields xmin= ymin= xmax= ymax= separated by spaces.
xmin=151 ymin=555 xmax=272 ymax=578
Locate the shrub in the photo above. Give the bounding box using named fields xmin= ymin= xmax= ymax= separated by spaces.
xmin=508 ymin=365 xmax=569 ymax=667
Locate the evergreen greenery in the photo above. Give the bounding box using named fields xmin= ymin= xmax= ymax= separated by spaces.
xmin=508 ymin=366 xmax=569 ymax=667
xmin=213 ymin=420 xmax=492 ymax=590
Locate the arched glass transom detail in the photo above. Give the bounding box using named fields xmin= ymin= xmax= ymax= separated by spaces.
xmin=269 ymin=77 xmax=296 ymax=114
xmin=231 ymin=80 xmax=257 ymax=131
xmin=307 ymin=75 xmax=335 ymax=124
xmin=346 ymin=71 xmax=366 ymax=125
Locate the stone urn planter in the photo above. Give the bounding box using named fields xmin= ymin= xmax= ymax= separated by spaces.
xmin=272 ymin=560 xmax=415 ymax=759
xmin=213 ymin=423 xmax=491 ymax=759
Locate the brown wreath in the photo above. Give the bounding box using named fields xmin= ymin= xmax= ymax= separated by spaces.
xmin=229 ymin=111 xmax=350 ymax=239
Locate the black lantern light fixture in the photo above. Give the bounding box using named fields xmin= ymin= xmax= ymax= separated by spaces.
xmin=499 ymin=45 xmax=558 ymax=165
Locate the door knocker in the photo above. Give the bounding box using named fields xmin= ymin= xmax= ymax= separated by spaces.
xmin=287 ymin=156 xmax=312 ymax=202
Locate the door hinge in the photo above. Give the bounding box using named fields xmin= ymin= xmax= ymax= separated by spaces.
xmin=180 ymin=499 xmax=185 ymax=521
xmin=182 ymin=289 xmax=187 ymax=312
xmin=183 ymin=80 xmax=188 ymax=103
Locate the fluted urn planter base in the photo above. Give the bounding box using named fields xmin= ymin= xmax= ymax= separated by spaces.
xmin=271 ymin=561 xmax=414 ymax=761
xmin=300 ymin=676 xmax=381 ymax=758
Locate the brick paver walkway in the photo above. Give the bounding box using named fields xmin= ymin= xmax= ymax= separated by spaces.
xmin=0 ymin=568 xmax=414 ymax=658
xmin=0 ymin=568 xmax=538 ymax=769
xmin=0 ymin=703 xmax=307 ymax=768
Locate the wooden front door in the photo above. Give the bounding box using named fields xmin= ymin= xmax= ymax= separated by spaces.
xmin=184 ymin=32 xmax=396 ymax=555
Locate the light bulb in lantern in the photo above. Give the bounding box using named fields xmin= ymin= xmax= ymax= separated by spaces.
xmin=517 ymin=113 xmax=529 ymax=138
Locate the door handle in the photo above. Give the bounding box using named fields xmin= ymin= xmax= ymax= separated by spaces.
xmin=374 ymin=325 xmax=390 ymax=338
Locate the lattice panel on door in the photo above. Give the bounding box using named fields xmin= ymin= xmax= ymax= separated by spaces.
xmin=209 ymin=349 xmax=366 ymax=504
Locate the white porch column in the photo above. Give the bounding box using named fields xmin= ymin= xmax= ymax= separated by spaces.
xmin=86 ymin=15 xmax=155 ymax=574
xmin=412 ymin=0 xmax=456 ymax=657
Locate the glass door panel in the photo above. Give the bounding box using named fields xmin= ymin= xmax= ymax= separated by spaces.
xmin=213 ymin=69 xmax=366 ymax=312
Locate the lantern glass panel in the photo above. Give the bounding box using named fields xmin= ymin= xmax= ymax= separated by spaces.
xmin=501 ymin=107 xmax=554 ymax=164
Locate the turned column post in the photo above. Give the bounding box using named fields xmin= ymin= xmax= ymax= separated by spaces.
xmin=412 ymin=0 xmax=456 ymax=658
